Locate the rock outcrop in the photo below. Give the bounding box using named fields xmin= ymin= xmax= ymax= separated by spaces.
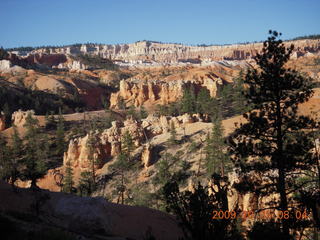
xmin=11 ymin=110 xmax=35 ymax=127
xmin=0 ymin=59 xmax=12 ymax=70
xmin=110 ymin=74 xmax=224 ymax=108
xmin=24 ymin=53 xmax=67 ymax=67
xmin=63 ymin=114 xmax=203 ymax=180
xmin=110 ymin=79 xmax=185 ymax=108
xmin=57 ymin=60 xmax=88 ymax=70
xmin=20 ymin=39 xmax=320 ymax=63
xmin=141 ymin=143 xmax=153 ymax=169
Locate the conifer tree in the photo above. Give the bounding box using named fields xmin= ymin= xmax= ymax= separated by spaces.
xmin=121 ymin=130 xmax=135 ymax=159
xmin=0 ymin=126 xmax=23 ymax=187
xmin=56 ymin=109 xmax=66 ymax=156
xmin=139 ymin=105 xmax=148 ymax=119
xmin=153 ymin=156 xmax=171 ymax=186
xmin=109 ymin=131 xmax=135 ymax=204
xmin=181 ymin=86 xmax=196 ymax=114
xmin=163 ymin=176 xmax=241 ymax=240
xmin=205 ymin=118 xmax=229 ymax=177
xmin=21 ymin=113 xmax=48 ymax=188
xmin=62 ymin=160 xmax=74 ymax=193
xmin=229 ymin=31 xmax=318 ymax=238
xmin=196 ymin=88 xmax=213 ymax=117
xmin=232 ymin=71 xmax=250 ymax=115
xmin=169 ymin=121 xmax=177 ymax=145
xmin=127 ymin=105 xmax=138 ymax=119
xmin=0 ymin=134 xmax=11 ymax=182
xmin=9 ymin=126 xmax=23 ymax=185
xmin=78 ymin=170 xmax=94 ymax=196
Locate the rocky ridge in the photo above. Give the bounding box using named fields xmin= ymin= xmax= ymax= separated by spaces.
xmin=109 ymin=66 xmax=235 ymax=108
xmin=11 ymin=39 xmax=320 ymax=64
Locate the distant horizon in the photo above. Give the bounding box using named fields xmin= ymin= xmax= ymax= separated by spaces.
xmin=4 ymin=33 xmax=320 ymax=50
xmin=2 ymin=0 xmax=320 ymax=48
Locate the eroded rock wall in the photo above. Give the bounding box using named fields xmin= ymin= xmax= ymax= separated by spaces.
xmin=24 ymin=39 xmax=320 ymax=63
xmin=63 ymin=114 xmax=203 ymax=181
xmin=110 ymin=75 xmax=223 ymax=108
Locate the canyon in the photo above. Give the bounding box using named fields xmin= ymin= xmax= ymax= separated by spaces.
xmin=1 ymin=37 xmax=320 ymax=239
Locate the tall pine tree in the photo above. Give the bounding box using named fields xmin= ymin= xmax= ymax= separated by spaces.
xmin=229 ymin=31 xmax=318 ymax=238
xmin=62 ymin=160 xmax=74 ymax=193
xmin=205 ymin=118 xmax=230 ymax=177
xmin=22 ymin=113 xmax=48 ymax=188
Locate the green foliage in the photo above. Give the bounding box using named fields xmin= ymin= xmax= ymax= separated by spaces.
xmin=21 ymin=113 xmax=48 ymax=188
xmin=0 ymin=83 xmax=84 ymax=125
xmin=3 ymin=126 xmax=23 ymax=185
xmin=188 ymin=140 xmax=199 ymax=154
xmin=205 ymin=118 xmax=230 ymax=177
xmin=154 ymin=81 xmax=244 ymax=120
xmin=196 ymin=88 xmax=215 ymax=116
xmin=0 ymin=134 xmax=12 ymax=182
xmin=127 ymin=183 xmax=158 ymax=208
xmin=153 ymin=157 xmax=171 ymax=186
xmin=127 ymin=105 xmax=138 ymax=119
xmin=229 ymin=30 xmax=318 ymax=236
xmin=291 ymin=34 xmax=320 ymax=40
xmin=163 ymin=177 xmax=242 ymax=240
xmin=45 ymin=112 xmax=56 ymax=130
xmin=154 ymin=102 xmax=181 ymax=117
xmin=218 ymin=74 xmax=250 ymax=118
xmin=111 ymin=152 xmax=131 ymax=172
xmin=121 ymin=130 xmax=135 ymax=158
xmin=108 ymin=131 xmax=136 ymax=203
xmin=71 ymin=54 xmax=118 ymax=70
xmin=181 ymin=85 xmax=197 ymax=114
xmin=77 ymin=171 xmax=95 ymax=196
xmin=168 ymin=121 xmax=177 ymax=145
xmin=139 ymin=105 xmax=148 ymax=119
xmin=62 ymin=160 xmax=74 ymax=194
xmin=171 ymin=159 xmax=192 ymax=187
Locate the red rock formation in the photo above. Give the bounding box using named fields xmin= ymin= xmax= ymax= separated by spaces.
xmin=25 ymin=53 xmax=67 ymax=67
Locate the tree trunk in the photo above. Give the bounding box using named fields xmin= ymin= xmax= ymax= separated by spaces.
xmin=276 ymin=100 xmax=290 ymax=238
xmin=30 ymin=178 xmax=38 ymax=190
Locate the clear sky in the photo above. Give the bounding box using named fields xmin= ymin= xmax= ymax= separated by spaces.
xmin=1 ymin=0 xmax=319 ymax=48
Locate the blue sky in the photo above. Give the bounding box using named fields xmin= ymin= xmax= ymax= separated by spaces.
xmin=1 ymin=0 xmax=319 ymax=48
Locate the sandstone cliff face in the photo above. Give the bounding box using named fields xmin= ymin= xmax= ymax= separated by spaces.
xmin=110 ymin=79 xmax=185 ymax=108
xmin=24 ymin=39 xmax=320 ymax=63
xmin=110 ymin=75 xmax=224 ymax=108
xmin=63 ymin=114 xmax=203 ymax=181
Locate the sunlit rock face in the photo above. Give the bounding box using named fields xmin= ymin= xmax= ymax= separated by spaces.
xmin=24 ymin=39 xmax=320 ymax=63
xmin=62 ymin=114 xmax=205 ymax=182
xmin=11 ymin=110 xmax=35 ymax=127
